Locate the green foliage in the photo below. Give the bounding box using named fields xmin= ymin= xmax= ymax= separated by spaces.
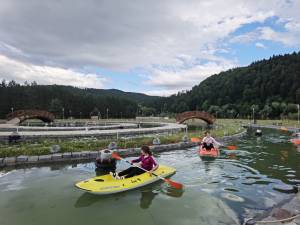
xmin=159 ymin=52 xmax=300 ymax=119
xmin=0 ymin=84 xmax=157 ymax=119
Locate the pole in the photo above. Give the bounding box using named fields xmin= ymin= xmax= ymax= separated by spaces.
xmin=252 ymin=107 xmax=255 ymax=124
xmin=298 ymin=104 xmax=300 ymax=125
xmin=106 ymin=108 xmax=109 ymax=120
xmin=62 ymin=108 xmax=64 ymax=120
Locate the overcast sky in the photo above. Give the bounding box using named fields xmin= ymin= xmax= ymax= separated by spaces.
xmin=0 ymin=0 xmax=300 ymax=96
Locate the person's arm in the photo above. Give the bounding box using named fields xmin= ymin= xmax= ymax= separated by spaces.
xmin=201 ymin=137 xmax=206 ymax=145
xmin=211 ymin=137 xmax=222 ymax=146
xmin=131 ymin=156 xmax=142 ymax=164
xmin=149 ymin=157 xmax=158 ymax=172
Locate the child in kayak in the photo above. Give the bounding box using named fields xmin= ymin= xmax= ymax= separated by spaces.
xmin=111 ymin=145 xmax=158 ymax=179
xmin=201 ymin=131 xmax=222 ymax=151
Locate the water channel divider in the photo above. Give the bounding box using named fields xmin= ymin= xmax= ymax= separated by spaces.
xmin=0 ymin=130 xmax=247 ymax=168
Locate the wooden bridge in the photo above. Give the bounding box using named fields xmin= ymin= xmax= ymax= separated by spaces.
xmin=6 ymin=110 xmax=55 ymax=124
xmin=176 ymin=111 xmax=216 ymax=124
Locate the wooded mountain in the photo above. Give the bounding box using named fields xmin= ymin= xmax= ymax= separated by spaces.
xmin=1 ymin=52 xmax=299 ymax=120
xmin=0 ymin=83 xmax=160 ymax=119
xmin=159 ymin=52 xmax=300 ymax=119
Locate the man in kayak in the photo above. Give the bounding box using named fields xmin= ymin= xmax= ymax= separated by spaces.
xmin=111 ymin=145 xmax=158 ymax=179
xmin=201 ymin=131 xmax=222 ymax=151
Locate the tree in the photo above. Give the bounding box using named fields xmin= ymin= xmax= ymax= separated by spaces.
xmin=49 ymin=98 xmax=63 ymax=117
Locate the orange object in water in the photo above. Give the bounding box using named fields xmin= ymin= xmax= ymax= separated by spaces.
xmin=198 ymin=147 xmax=219 ymax=158
xmin=191 ymin=137 xmax=201 ymax=142
xmin=227 ymin=145 xmax=237 ymax=150
xmin=280 ymin=127 xmax=288 ymax=131
xmin=290 ymin=139 xmax=300 ymax=145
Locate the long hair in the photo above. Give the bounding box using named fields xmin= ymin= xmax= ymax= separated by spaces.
xmin=141 ymin=145 xmax=152 ymax=155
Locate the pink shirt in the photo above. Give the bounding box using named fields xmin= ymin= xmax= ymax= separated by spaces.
xmin=132 ymin=155 xmax=157 ymax=171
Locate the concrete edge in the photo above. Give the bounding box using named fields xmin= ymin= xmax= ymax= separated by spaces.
xmin=0 ymin=130 xmax=246 ymax=169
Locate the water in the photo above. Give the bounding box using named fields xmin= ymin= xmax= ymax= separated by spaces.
xmin=0 ymin=128 xmax=299 ymax=225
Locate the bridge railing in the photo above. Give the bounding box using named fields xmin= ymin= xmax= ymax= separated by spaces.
xmin=6 ymin=110 xmax=55 ymax=122
xmin=176 ymin=111 xmax=215 ymax=124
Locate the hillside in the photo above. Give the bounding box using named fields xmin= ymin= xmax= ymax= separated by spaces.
xmin=161 ymin=52 xmax=300 ymax=119
xmin=0 ymin=83 xmax=160 ymax=119
xmin=1 ymin=52 xmax=299 ymax=120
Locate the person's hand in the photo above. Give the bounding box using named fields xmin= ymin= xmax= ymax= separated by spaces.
xmin=132 ymin=162 xmax=140 ymax=167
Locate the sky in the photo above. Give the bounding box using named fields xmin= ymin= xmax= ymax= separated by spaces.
xmin=0 ymin=0 xmax=300 ymax=96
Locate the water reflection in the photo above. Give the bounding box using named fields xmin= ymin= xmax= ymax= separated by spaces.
xmin=139 ymin=190 xmax=158 ymax=209
xmin=75 ymin=184 xmax=184 ymax=209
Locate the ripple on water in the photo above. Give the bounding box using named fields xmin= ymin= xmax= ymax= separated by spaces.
xmin=285 ymin=174 xmax=296 ymax=178
xmin=221 ymin=193 xmax=245 ymax=202
xmin=273 ymin=184 xmax=298 ymax=194
xmin=287 ymin=179 xmax=300 ymax=185
xmin=223 ymin=188 xmax=239 ymax=192
xmin=242 ymin=179 xmax=273 ymax=186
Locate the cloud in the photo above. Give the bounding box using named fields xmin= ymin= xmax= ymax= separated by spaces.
xmin=255 ymin=42 xmax=266 ymax=49
xmin=143 ymin=89 xmax=180 ymax=97
xmin=259 ymin=25 xmax=300 ymax=46
xmin=0 ymin=54 xmax=107 ymax=88
xmin=0 ymin=0 xmax=299 ymax=93
xmin=0 ymin=0 xmax=278 ymax=71
xmin=146 ymin=60 xmax=236 ymax=89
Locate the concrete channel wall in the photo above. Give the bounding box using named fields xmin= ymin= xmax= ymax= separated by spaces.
xmin=0 ymin=142 xmax=197 ymax=168
xmin=244 ymin=124 xmax=299 ymax=132
xmin=0 ymin=122 xmax=187 ymax=142
xmin=0 ymin=130 xmax=247 ymax=168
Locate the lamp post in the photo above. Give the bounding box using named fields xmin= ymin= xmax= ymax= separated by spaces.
xmin=297 ymin=104 xmax=300 ymax=125
xmin=252 ymin=107 xmax=255 ymax=124
xmin=62 ymin=108 xmax=64 ymax=120
xmin=106 ymin=108 xmax=109 ymax=120
xmin=69 ymin=110 xmax=72 ymax=119
xmin=11 ymin=107 xmax=14 ymax=114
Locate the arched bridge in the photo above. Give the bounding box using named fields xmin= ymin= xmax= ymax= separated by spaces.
xmin=6 ymin=110 xmax=55 ymax=124
xmin=176 ymin=111 xmax=216 ymax=124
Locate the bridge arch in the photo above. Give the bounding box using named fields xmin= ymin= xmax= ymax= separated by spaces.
xmin=6 ymin=110 xmax=55 ymax=124
xmin=176 ymin=111 xmax=216 ymax=124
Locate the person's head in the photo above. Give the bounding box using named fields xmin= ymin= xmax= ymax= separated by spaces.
xmin=204 ymin=131 xmax=210 ymax=137
xmin=141 ymin=145 xmax=152 ymax=156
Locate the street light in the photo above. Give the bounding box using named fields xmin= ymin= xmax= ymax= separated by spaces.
xmin=62 ymin=108 xmax=64 ymax=120
xmin=106 ymin=108 xmax=109 ymax=120
xmin=252 ymin=107 xmax=255 ymax=124
xmin=297 ymin=104 xmax=300 ymax=125
xmin=11 ymin=107 xmax=14 ymax=114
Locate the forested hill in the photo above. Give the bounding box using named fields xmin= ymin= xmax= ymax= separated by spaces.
xmin=162 ymin=52 xmax=300 ymax=119
xmin=0 ymin=83 xmax=160 ymax=119
xmin=1 ymin=52 xmax=300 ymax=120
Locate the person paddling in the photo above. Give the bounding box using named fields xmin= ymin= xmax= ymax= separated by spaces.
xmin=201 ymin=131 xmax=222 ymax=151
xmin=111 ymin=145 xmax=158 ymax=179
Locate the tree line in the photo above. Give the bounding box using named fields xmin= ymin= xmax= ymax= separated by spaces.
xmin=1 ymin=52 xmax=299 ymax=120
xmin=0 ymin=81 xmax=139 ymax=119
xmin=154 ymin=52 xmax=300 ymax=120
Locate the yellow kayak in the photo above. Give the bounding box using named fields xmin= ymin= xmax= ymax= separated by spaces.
xmin=75 ymin=165 xmax=176 ymax=195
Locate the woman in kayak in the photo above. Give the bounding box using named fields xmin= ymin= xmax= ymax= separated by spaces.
xmin=201 ymin=131 xmax=222 ymax=151
xmin=111 ymin=145 xmax=158 ymax=179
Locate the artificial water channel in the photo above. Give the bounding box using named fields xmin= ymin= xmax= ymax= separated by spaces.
xmin=0 ymin=128 xmax=299 ymax=225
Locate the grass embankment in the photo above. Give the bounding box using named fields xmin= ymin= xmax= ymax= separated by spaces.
xmin=0 ymin=119 xmax=245 ymax=158
xmin=255 ymin=119 xmax=299 ymax=128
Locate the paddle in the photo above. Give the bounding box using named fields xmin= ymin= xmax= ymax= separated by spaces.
xmin=191 ymin=137 xmax=237 ymax=150
xmin=111 ymin=152 xmax=183 ymax=190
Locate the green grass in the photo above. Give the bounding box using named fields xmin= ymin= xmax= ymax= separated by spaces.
xmin=0 ymin=119 xmax=246 ymax=158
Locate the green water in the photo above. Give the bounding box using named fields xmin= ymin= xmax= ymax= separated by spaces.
xmin=0 ymin=128 xmax=299 ymax=225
